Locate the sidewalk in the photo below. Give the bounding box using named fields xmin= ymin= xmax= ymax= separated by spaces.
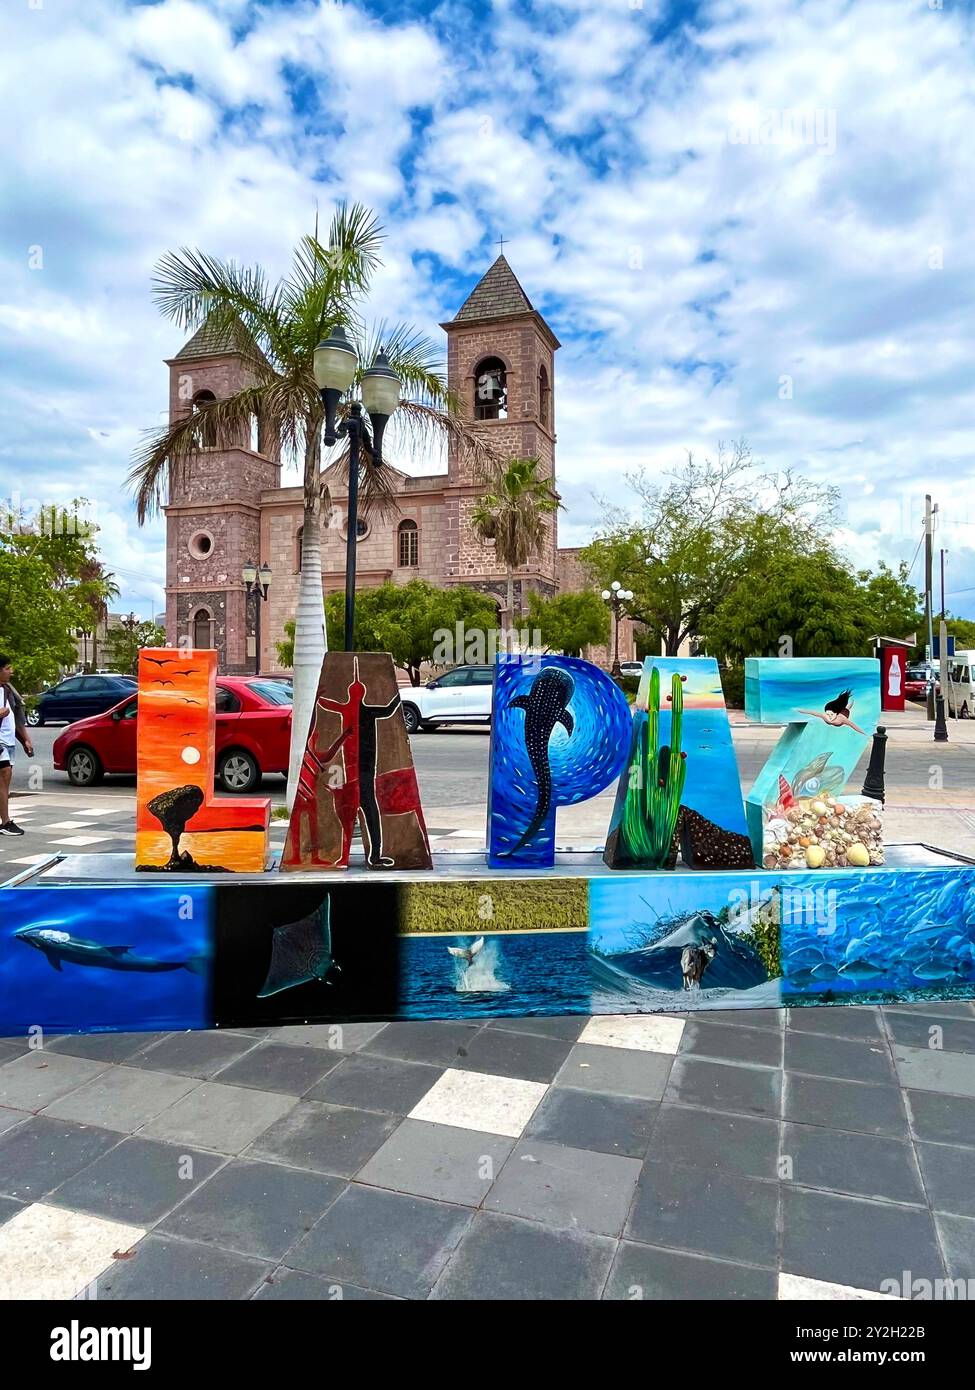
xmin=2 ymin=1002 xmax=974 ymax=1300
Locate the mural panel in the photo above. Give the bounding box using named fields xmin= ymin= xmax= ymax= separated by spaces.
xmin=487 ymin=655 xmax=632 ymax=867
xmin=283 ymin=652 xmax=431 ymax=872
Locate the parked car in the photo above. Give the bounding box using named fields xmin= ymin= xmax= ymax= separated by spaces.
xmin=946 ymin=652 xmax=975 ymax=718
xmin=28 ymin=673 xmax=138 ymax=726
xmin=904 ymin=663 xmax=939 ymax=702
xmin=619 ymin=661 xmax=644 ymax=676
xmin=400 ymin=665 xmax=494 ymax=733
xmin=52 ymin=677 xmax=292 ymax=792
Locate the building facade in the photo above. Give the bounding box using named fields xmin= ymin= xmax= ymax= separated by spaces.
xmin=163 ymin=256 xmax=633 ymax=673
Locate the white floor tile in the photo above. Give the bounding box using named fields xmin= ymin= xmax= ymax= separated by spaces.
xmin=409 ymin=1068 xmax=548 ymax=1138
xmin=0 ymin=1203 xmax=144 ymax=1300
xmin=6 ymin=855 xmax=53 ymax=866
xmin=51 ymin=835 xmax=111 ymax=847
xmin=42 ymin=821 xmax=94 ymax=831
xmin=779 ymin=1273 xmax=901 ymax=1301
xmin=579 ymin=1014 xmax=686 ymax=1054
xmin=74 ymin=809 xmax=122 ymax=818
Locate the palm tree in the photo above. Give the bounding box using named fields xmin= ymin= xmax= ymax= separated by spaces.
xmin=471 ymin=456 xmax=561 ymax=628
xmin=128 ymin=204 xmax=493 ymax=805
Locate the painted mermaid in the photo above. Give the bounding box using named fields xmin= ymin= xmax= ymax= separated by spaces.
xmin=797 ymin=688 xmax=866 ymax=736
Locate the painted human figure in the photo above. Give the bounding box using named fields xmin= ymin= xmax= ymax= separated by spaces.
xmin=796 ymin=688 xmax=866 ymax=736
xmin=284 ymin=657 xmax=403 ymax=868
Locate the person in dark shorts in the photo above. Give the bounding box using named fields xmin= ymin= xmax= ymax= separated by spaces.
xmin=0 ymin=655 xmax=34 ymax=835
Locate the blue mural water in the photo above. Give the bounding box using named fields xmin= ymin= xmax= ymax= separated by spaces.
xmin=399 ymin=931 xmax=590 ymax=1019
xmin=487 ymin=654 xmax=633 ymax=867
xmin=781 ymin=867 xmax=975 ymax=1004
xmin=0 ymin=886 xmax=212 ymax=1036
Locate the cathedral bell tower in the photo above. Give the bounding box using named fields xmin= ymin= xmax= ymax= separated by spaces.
xmin=440 ymin=255 xmax=560 ymax=613
xmin=163 ymin=315 xmax=280 ymax=672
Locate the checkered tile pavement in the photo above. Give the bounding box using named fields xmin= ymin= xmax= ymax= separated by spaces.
xmin=2 ymin=1002 xmax=975 ymax=1300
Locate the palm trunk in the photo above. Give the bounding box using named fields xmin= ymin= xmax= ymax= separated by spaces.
xmin=287 ymin=425 xmax=327 ymax=810
xmin=506 ymin=569 xmax=514 ymax=636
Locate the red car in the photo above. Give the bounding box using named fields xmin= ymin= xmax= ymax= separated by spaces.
xmin=52 ymin=677 xmax=293 ymax=792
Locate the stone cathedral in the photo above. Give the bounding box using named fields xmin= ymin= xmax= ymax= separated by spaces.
xmin=163 ymin=255 xmax=617 ymax=675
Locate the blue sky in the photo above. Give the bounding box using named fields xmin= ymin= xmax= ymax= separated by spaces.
xmin=2 ymin=0 xmax=975 ymax=620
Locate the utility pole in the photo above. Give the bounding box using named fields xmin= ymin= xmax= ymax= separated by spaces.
xmin=940 ymin=548 xmax=947 ymax=620
xmin=924 ymin=496 xmax=936 ymax=720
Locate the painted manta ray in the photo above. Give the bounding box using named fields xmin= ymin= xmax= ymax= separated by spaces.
xmin=503 ymin=668 xmax=575 ymax=856
xmin=447 ymin=936 xmax=484 ymax=966
xmin=14 ymin=923 xmax=205 ymax=975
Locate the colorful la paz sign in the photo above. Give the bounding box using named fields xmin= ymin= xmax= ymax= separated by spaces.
xmin=135 ymin=648 xmax=270 ymax=873
xmin=487 ymin=654 xmax=632 ymax=867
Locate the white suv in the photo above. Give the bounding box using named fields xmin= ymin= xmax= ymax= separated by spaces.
xmin=400 ymin=666 xmax=494 ymax=733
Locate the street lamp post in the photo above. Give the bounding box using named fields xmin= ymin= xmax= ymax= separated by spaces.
xmin=313 ymin=327 xmax=401 ymax=651
xmin=602 ymin=581 xmax=634 ymax=679
xmin=242 ymin=561 xmax=272 ymax=675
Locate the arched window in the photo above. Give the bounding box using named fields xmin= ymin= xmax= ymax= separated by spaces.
xmin=295 ymin=526 xmax=303 ymax=573
xmin=473 ymin=357 xmax=507 ymax=420
xmin=192 ymin=390 xmax=218 ymax=447
xmin=538 ymin=364 xmax=551 ymax=428
xmin=192 ymin=608 xmax=213 ymax=648
xmin=398 ymin=519 xmax=419 ymax=567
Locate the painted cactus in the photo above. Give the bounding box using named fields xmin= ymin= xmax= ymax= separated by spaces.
xmin=618 ymin=668 xmax=687 ymax=867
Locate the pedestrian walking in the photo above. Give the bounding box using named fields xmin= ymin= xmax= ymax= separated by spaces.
xmin=0 ymin=654 xmax=34 ymax=836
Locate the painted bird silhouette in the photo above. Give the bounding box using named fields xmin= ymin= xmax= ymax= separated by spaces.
xmin=152 ymin=679 xmax=174 ymax=686
xmin=181 ymin=698 xmax=201 ymax=705
xmin=143 ymin=657 xmax=173 ymax=668
xmin=173 ymin=669 xmax=200 ymax=676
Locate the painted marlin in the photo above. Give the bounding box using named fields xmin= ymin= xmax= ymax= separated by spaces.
xmin=14 ymin=924 xmax=205 ymax=975
xmin=503 ymin=668 xmax=575 ymax=856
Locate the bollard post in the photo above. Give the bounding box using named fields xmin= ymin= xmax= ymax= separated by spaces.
xmin=861 ymin=724 xmax=888 ymax=804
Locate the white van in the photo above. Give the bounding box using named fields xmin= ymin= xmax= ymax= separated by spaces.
xmin=945 ymin=650 xmax=975 ymax=718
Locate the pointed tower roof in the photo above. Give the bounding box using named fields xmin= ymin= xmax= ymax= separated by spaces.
xmin=173 ymin=310 xmax=255 ymax=362
xmin=442 ymin=255 xmax=559 ymax=345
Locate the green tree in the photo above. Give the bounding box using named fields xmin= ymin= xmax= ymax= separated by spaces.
xmin=525 ymin=590 xmax=609 ymax=655
xmin=128 ymin=204 xmax=491 ymax=806
xmin=856 ymin=562 xmax=922 ymax=642
xmin=0 ymin=503 xmax=115 ymax=691
xmin=582 ymin=441 xmax=837 ymax=655
xmin=277 ymin=580 xmax=498 ymax=685
xmin=470 ymin=456 xmax=560 ymax=625
xmin=103 ymin=618 xmax=166 ymax=676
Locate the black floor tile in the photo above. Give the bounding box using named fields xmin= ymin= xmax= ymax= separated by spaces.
xmin=0 ymin=1116 xmax=120 ymax=1201
xmin=781 ymin=1123 xmax=924 ymax=1205
xmin=693 ymin=1009 xmax=783 ymax=1032
xmin=649 ymin=1105 xmax=779 ymax=1181
xmin=916 ymin=1143 xmax=975 ymax=1218
xmin=129 ymin=1031 xmax=257 ymax=1079
xmin=604 ymin=1241 xmax=777 ymax=1300
xmin=49 ymin=1138 xmax=224 ymax=1226
xmin=0 ymin=1195 xmax=24 ymax=1229
xmin=485 ymin=1015 xmax=589 ymax=1041
xmin=885 ymin=1013 xmax=975 ymax=1056
xmin=784 ymin=1073 xmax=909 ymax=1138
xmin=362 ymin=1021 xmax=483 ymax=1067
xmin=665 ymin=1057 xmax=781 ymax=1119
xmin=781 ymin=1187 xmax=943 ymax=1290
xmin=306 ymin=1055 xmax=442 ymax=1114
xmin=246 ymin=1102 xmax=400 ymax=1177
xmin=47 ymin=1033 xmax=167 ymax=1064
xmin=526 ymin=1088 xmax=657 ymax=1159
xmin=935 ymin=1214 xmax=975 ymax=1280
xmin=680 ymin=1021 xmax=782 ymax=1068
xmin=787 ymin=1006 xmax=884 ymax=1041
xmin=96 ymin=1235 xmax=270 ymax=1300
xmin=254 ymin=1268 xmax=399 ymax=1300
xmin=213 ymin=1044 xmax=343 ymax=1096
xmin=159 ymin=1158 xmax=345 ymax=1260
xmin=626 ymin=1160 xmax=779 ymax=1267
xmin=906 ymin=1089 xmax=975 ymax=1147
xmin=785 ymin=1030 xmax=894 ymax=1084
xmin=448 ymin=1028 xmax=573 ymax=1083
xmin=431 ymin=1211 xmax=615 ymax=1301
xmin=289 ymin=1186 xmax=472 ymax=1299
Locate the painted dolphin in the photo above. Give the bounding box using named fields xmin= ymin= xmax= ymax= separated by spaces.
xmin=503 ymin=668 xmax=575 ymax=856
xmin=447 ymin=936 xmax=484 ymax=966
xmin=14 ymin=924 xmax=205 ymax=975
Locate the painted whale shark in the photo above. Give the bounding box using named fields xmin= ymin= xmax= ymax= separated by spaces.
xmin=14 ymin=923 xmax=205 ymax=975
xmin=503 ymin=668 xmax=575 ymax=856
